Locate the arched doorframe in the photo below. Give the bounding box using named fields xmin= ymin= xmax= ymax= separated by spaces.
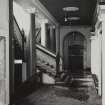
xmin=63 ymin=31 xmax=87 ymax=74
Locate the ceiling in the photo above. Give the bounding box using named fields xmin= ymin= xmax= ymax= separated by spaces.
xmin=39 ymin=0 xmax=97 ymax=26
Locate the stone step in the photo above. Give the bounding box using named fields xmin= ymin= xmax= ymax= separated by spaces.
xmin=55 ymin=81 xmax=66 ymax=86
xmin=72 ymin=75 xmax=92 ymax=78
xmin=56 ymin=72 xmax=94 ymax=90
xmin=55 ymin=80 xmax=94 ymax=86
xmin=72 ymin=87 xmax=89 ymax=92
xmin=55 ymin=80 xmax=94 ymax=91
xmin=80 ymin=82 xmax=94 ymax=86
xmin=60 ymin=76 xmax=93 ymax=84
xmin=73 ymin=78 xmax=93 ymax=81
xmin=60 ymin=72 xmax=93 ymax=81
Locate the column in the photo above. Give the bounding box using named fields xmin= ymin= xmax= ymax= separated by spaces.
xmin=41 ymin=19 xmax=48 ymax=47
xmin=98 ymin=32 xmax=102 ymax=96
xmin=91 ymin=32 xmax=102 ymax=96
xmin=102 ymin=21 xmax=105 ymax=105
xmin=53 ymin=27 xmax=56 ymax=53
xmin=9 ymin=0 xmax=15 ymax=103
xmin=98 ymin=4 xmax=105 ymax=104
xmin=50 ymin=26 xmax=55 ymax=51
xmin=31 ymin=13 xmax=36 ymax=75
xmin=26 ymin=8 xmax=36 ymax=77
xmin=91 ymin=35 xmax=100 ymax=76
xmin=91 ymin=36 xmax=98 ymax=74
xmin=55 ymin=25 xmax=60 ymax=76
xmin=56 ymin=26 xmax=60 ymax=55
xmin=0 ymin=0 xmax=9 ymax=104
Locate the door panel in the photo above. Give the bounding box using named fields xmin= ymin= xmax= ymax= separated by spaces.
xmin=68 ymin=45 xmax=83 ymax=74
xmin=69 ymin=56 xmax=83 ymax=74
xmin=63 ymin=31 xmax=85 ymax=74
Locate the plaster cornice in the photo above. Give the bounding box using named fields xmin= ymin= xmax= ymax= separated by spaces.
xmin=14 ymin=0 xmax=59 ymax=27
xmin=98 ymin=4 xmax=105 ymax=21
xmin=32 ymin=0 xmax=59 ymax=27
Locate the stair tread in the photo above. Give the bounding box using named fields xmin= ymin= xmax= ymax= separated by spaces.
xmin=73 ymin=78 xmax=93 ymax=81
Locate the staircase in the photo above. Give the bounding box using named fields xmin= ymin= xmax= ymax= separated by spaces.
xmin=70 ymin=74 xmax=94 ymax=91
xmin=36 ymin=44 xmax=57 ymax=84
xmin=36 ymin=57 xmax=56 ymax=78
xmin=35 ymin=43 xmax=96 ymax=93
xmin=55 ymin=71 xmax=95 ymax=93
xmin=55 ymin=71 xmax=98 ymax=102
xmin=36 ymin=47 xmax=95 ymax=91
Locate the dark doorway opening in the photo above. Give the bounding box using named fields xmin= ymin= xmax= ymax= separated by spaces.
xmin=63 ymin=31 xmax=86 ymax=75
xmin=68 ymin=45 xmax=84 ymax=74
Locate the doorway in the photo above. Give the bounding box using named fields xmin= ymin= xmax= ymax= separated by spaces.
xmin=68 ymin=45 xmax=84 ymax=74
xmin=63 ymin=31 xmax=86 ymax=74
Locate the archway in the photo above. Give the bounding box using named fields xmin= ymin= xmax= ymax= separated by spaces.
xmin=63 ymin=31 xmax=86 ymax=74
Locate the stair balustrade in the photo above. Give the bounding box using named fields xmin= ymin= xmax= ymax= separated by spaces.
xmin=36 ymin=43 xmax=57 ymax=84
xmin=13 ymin=17 xmax=23 ymax=49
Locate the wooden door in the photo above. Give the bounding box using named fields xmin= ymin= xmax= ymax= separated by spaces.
xmin=68 ymin=45 xmax=83 ymax=74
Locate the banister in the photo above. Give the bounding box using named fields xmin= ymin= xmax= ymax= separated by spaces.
xmin=36 ymin=43 xmax=56 ymax=59
xmin=13 ymin=16 xmax=23 ymax=37
xmin=36 ymin=28 xmax=41 ymax=39
xmin=13 ymin=16 xmax=23 ymax=48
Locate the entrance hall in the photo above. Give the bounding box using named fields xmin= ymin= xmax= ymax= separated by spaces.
xmin=0 ymin=0 xmax=104 ymax=105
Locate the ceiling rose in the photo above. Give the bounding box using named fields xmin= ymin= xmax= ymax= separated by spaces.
xmin=63 ymin=7 xmax=79 ymax=12
xmin=68 ymin=17 xmax=80 ymax=20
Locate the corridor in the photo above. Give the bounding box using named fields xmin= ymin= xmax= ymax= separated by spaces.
xmin=0 ymin=0 xmax=105 ymax=105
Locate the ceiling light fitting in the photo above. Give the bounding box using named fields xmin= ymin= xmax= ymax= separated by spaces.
xmin=64 ymin=17 xmax=80 ymax=22
xmin=63 ymin=7 xmax=79 ymax=12
xmin=68 ymin=17 xmax=80 ymax=20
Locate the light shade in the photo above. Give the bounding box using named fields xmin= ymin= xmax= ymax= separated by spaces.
xmin=63 ymin=7 xmax=79 ymax=12
xmin=68 ymin=17 xmax=80 ymax=20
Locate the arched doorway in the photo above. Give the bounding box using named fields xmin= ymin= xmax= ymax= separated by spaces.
xmin=63 ymin=31 xmax=86 ymax=74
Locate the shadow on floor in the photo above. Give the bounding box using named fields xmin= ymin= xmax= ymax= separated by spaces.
xmin=13 ymin=85 xmax=102 ymax=105
xmin=54 ymin=86 xmax=89 ymax=101
xmin=11 ymin=75 xmax=42 ymax=105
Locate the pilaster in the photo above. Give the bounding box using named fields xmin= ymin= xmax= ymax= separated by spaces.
xmin=40 ymin=19 xmax=48 ymax=47
xmin=0 ymin=0 xmax=9 ymax=104
xmin=96 ymin=3 xmax=105 ymax=103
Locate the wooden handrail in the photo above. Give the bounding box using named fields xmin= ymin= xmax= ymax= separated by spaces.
xmin=13 ymin=16 xmax=23 ymax=37
xmin=36 ymin=28 xmax=41 ymax=39
xmin=36 ymin=43 xmax=56 ymax=59
xmin=13 ymin=17 xmax=56 ymax=61
xmin=13 ymin=16 xmax=22 ymax=48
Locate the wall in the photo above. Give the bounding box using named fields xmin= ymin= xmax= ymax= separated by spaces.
xmin=13 ymin=1 xmax=41 ymax=79
xmin=0 ymin=0 xmax=9 ymax=104
xmin=60 ymin=26 xmax=92 ymax=69
xmin=13 ymin=2 xmax=31 ymax=37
